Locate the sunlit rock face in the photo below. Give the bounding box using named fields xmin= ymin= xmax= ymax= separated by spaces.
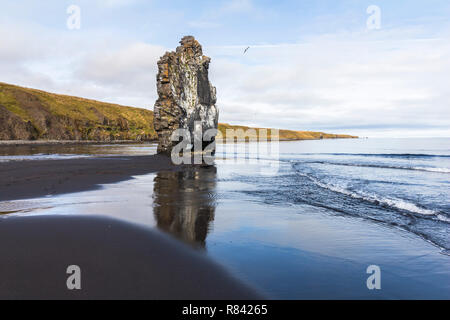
xmin=153 ymin=36 xmax=218 ymax=154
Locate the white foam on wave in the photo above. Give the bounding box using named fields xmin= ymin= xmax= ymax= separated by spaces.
xmin=414 ymin=167 xmax=450 ymax=173
xmin=296 ymin=160 xmax=450 ymax=174
xmin=437 ymin=214 xmax=450 ymax=223
xmin=295 ymin=170 xmax=438 ymax=216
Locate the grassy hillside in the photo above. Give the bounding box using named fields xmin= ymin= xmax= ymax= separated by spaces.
xmin=0 ymin=82 xmax=357 ymax=142
xmin=0 ymin=82 xmax=155 ymax=141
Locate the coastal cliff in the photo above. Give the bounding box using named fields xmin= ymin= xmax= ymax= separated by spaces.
xmin=153 ymin=36 xmax=219 ymax=154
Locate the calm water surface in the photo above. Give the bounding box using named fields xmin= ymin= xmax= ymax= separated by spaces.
xmin=1 ymin=138 xmax=449 ymax=299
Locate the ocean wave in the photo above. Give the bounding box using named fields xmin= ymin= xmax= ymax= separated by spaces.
xmin=294 ymin=169 xmax=440 ymax=217
xmin=417 ymin=167 xmax=450 ymax=173
xmin=296 ymin=161 xmax=450 ymax=174
xmin=437 ymin=214 xmax=450 ymax=223
xmin=296 ymin=153 xmax=450 ymax=159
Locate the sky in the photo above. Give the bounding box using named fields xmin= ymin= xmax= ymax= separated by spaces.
xmin=0 ymin=0 xmax=449 ymax=138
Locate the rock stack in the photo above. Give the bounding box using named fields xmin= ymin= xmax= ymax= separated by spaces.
xmin=153 ymin=36 xmax=219 ymax=154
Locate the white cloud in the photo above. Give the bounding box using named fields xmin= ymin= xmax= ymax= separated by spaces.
xmin=206 ymin=28 xmax=450 ymax=137
xmin=0 ymin=15 xmax=449 ymax=137
xmin=74 ymin=42 xmax=166 ymax=107
xmin=0 ymin=20 xmax=166 ymax=108
xmin=77 ymin=42 xmax=164 ymax=85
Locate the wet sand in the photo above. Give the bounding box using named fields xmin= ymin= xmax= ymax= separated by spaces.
xmin=0 ymin=154 xmax=178 ymax=201
xmin=0 ymin=152 xmax=263 ymax=299
xmin=0 ymin=214 xmax=262 ymax=299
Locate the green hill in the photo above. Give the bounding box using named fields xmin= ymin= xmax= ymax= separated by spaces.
xmin=0 ymin=82 xmax=357 ymax=142
xmin=0 ymin=82 xmax=155 ymax=141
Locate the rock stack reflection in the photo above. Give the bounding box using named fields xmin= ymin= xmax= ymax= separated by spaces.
xmin=153 ymin=165 xmax=217 ymax=248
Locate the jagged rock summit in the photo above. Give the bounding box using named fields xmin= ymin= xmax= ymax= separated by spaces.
xmin=153 ymin=36 xmax=218 ymax=154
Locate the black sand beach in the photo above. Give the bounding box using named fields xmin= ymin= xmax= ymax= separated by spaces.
xmin=0 ymin=149 xmax=264 ymax=299
xmin=0 ymin=215 xmax=261 ymax=299
xmin=0 ymin=154 xmax=177 ymax=201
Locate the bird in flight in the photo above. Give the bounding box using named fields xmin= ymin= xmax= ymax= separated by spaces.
xmin=243 ymin=46 xmax=250 ymax=54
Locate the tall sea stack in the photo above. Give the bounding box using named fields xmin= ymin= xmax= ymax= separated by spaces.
xmin=153 ymin=36 xmax=219 ymax=154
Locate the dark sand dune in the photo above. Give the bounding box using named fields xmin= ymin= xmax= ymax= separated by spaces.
xmin=0 ymin=215 xmax=262 ymax=299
